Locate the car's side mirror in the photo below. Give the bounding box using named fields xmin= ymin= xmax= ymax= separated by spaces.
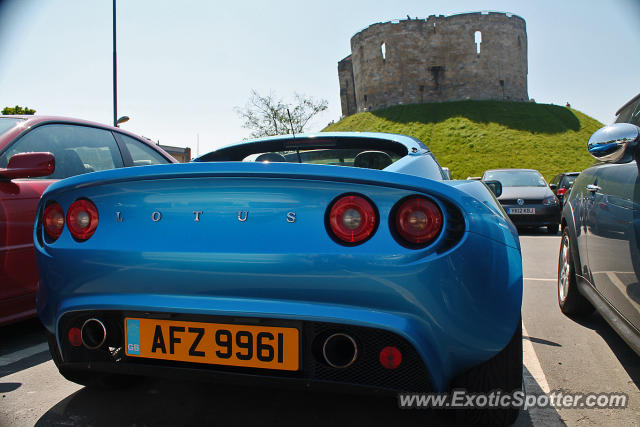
xmin=483 ymin=180 xmax=502 ymax=198
xmin=0 ymin=152 xmax=55 ymax=180
xmin=549 ymin=183 xmax=557 ymax=190
xmin=588 ymin=123 xmax=640 ymax=163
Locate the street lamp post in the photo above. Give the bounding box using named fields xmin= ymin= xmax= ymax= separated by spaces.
xmin=113 ymin=0 xmax=117 ymax=127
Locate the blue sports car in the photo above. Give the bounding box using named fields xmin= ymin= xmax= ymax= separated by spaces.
xmin=35 ymin=132 xmax=523 ymax=425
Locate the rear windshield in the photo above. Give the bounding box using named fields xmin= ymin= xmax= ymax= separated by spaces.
xmin=197 ymin=136 xmax=410 ymax=171
xmin=483 ymin=170 xmax=547 ymax=187
xmin=561 ymin=175 xmax=577 ymax=187
xmin=243 ymin=149 xmax=401 ymax=169
xmin=0 ymin=117 xmax=22 ymax=136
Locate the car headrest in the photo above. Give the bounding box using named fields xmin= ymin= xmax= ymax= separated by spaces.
xmin=255 ymin=152 xmax=287 ymax=163
xmin=55 ymin=149 xmax=91 ymax=179
xmin=353 ymin=151 xmax=393 ymax=170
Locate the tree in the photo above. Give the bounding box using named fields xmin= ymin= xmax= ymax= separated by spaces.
xmin=2 ymin=105 xmax=36 ymax=115
xmin=235 ymin=90 xmax=328 ymax=139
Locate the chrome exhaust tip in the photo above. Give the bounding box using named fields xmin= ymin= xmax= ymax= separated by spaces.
xmin=81 ymin=318 xmax=107 ymax=350
xmin=322 ymin=333 xmax=358 ymax=368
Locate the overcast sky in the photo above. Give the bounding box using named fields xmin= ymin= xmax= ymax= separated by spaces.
xmin=1 ymin=0 xmax=638 ymax=155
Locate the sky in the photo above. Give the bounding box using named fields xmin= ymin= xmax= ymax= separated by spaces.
xmin=1 ymin=0 xmax=639 ymax=156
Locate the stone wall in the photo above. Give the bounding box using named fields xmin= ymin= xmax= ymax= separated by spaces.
xmin=338 ymin=12 xmax=528 ymax=116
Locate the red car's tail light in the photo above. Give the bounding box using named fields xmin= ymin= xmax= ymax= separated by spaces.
xmin=43 ymin=202 xmax=65 ymax=240
xmin=557 ymin=188 xmax=567 ymax=196
xmin=328 ymin=194 xmax=377 ymax=244
xmin=66 ymin=199 xmax=99 ymax=241
xmin=393 ymin=197 xmax=443 ymax=246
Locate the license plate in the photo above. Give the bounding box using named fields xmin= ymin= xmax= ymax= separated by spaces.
xmin=124 ymin=318 xmax=299 ymax=371
xmin=508 ymin=207 xmax=535 ymax=214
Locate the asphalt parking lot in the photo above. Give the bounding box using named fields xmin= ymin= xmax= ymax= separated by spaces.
xmin=1 ymin=229 xmax=638 ymax=427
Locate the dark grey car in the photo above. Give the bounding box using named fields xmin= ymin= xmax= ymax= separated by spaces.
xmin=482 ymin=168 xmax=561 ymax=234
xmin=558 ymin=93 xmax=640 ymax=355
xmin=549 ymin=172 xmax=580 ymax=204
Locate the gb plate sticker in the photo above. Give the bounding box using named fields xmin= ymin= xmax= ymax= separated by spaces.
xmin=126 ymin=318 xmax=141 ymax=355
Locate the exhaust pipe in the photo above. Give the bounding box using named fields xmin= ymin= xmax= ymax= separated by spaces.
xmin=322 ymin=333 xmax=358 ymax=368
xmin=81 ymin=318 xmax=107 ymax=350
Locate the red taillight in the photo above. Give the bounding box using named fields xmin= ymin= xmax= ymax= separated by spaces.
xmin=328 ymin=194 xmax=377 ymax=244
xmin=379 ymin=346 xmax=402 ymax=369
xmin=43 ymin=203 xmax=65 ymax=240
xmin=68 ymin=327 xmax=83 ymax=347
xmin=394 ymin=197 xmax=443 ymax=246
xmin=557 ymin=188 xmax=567 ymax=196
xmin=66 ymin=199 xmax=99 ymax=241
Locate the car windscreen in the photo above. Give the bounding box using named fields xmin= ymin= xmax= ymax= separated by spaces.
xmin=483 ymin=170 xmax=547 ymax=187
xmin=0 ymin=117 xmax=23 ymax=136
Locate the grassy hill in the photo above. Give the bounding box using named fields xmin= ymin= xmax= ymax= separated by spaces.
xmin=324 ymin=101 xmax=603 ymax=180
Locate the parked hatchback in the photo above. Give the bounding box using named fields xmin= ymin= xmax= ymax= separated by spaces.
xmin=549 ymin=172 xmax=580 ymax=204
xmin=558 ymin=93 xmax=640 ymax=355
xmin=482 ymin=168 xmax=561 ymax=234
xmin=0 ymin=115 xmax=177 ymax=325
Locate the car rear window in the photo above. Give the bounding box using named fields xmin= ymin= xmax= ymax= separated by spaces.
xmin=197 ymin=136 xmax=410 ymax=170
xmin=243 ymin=148 xmax=401 ymax=169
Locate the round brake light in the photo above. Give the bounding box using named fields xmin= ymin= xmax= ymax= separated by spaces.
xmin=379 ymin=346 xmax=402 ymax=369
xmin=328 ymin=194 xmax=377 ymax=244
xmin=68 ymin=327 xmax=83 ymax=347
xmin=394 ymin=197 xmax=443 ymax=246
xmin=66 ymin=199 xmax=99 ymax=241
xmin=43 ymin=203 xmax=65 ymax=240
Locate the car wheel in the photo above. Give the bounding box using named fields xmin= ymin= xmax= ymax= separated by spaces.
xmin=547 ymin=224 xmax=559 ymax=234
xmin=451 ymin=320 xmax=522 ymax=427
xmin=47 ymin=333 xmax=137 ymax=389
xmin=557 ymin=229 xmax=594 ymax=316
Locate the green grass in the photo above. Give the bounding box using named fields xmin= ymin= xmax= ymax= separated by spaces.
xmin=323 ymin=100 xmax=603 ymax=180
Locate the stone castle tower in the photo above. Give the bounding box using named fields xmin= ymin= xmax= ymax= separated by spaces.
xmin=338 ymin=12 xmax=528 ymax=116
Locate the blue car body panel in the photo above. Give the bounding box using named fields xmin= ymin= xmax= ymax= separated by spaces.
xmin=35 ymin=133 xmax=522 ymax=392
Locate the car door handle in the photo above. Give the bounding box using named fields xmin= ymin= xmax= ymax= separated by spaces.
xmin=586 ymin=184 xmax=601 ymax=193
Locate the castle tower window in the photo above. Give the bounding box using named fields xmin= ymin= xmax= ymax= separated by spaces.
xmin=381 ymin=42 xmax=386 ymax=61
xmin=474 ymin=31 xmax=482 ymax=54
xmin=364 ymin=95 xmax=368 ymax=103
xmin=429 ymin=66 xmax=443 ymax=90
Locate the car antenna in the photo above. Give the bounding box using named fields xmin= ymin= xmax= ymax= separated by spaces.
xmin=287 ymin=108 xmax=302 ymax=163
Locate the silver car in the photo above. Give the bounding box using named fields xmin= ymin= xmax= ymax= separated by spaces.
xmin=483 ymin=168 xmax=561 ymax=234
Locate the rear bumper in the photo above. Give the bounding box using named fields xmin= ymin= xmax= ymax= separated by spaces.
xmin=52 ymin=311 xmax=433 ymax=393
xmin=37 ymin=231 xmax=522 ymax=391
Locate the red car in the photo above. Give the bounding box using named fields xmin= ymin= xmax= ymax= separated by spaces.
xmin=0 ymin=115 xmax=178 ymax=325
